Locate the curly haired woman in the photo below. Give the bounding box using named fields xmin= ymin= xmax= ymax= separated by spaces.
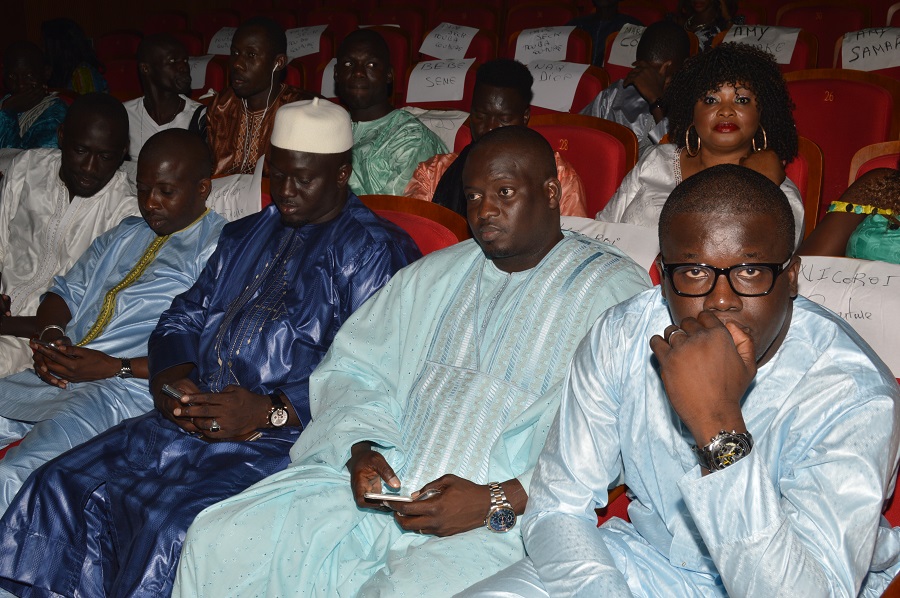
xmin=597 ymin=42 xmax=805 ymax=247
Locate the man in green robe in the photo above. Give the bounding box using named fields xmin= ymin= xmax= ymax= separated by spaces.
xmin=335 ymin=29 xmax=447 ymax=197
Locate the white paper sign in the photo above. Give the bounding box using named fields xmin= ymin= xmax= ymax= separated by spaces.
xmin=419 ymin=22 xmax=479 ymax=59
xmin=286 ymin=25 xmax=327 ymax=60
xmin=724 ymin=25 xmax=800 ymax=65
xmin=561 ymin=217 xmax=659 ymax=273
xmin=514 ymin=26 xmax=576 ymax=63
xmin=401 ymin=106 xmax=469 ymax=150
xmin=607 ymin=24 xmax=646 ymax=67
xmin=207 ymin=155 xmax=264 ymax=222
xmin=528 ymin=60 xmax=589 ymax=112
xmin=841 ymin=28 xmax=900 ymax=71
xmin=321 ymin=58 xmax=337 ymax=98
xmin=798 ymin=256 xmax=900 ymax=376
xmin=406 ymin=59 xmax=475 ymax=103
xmin=207 ymin=27 xmax=236 ymax=55
xmin=188 ymin=55 xmax=214 ymax=89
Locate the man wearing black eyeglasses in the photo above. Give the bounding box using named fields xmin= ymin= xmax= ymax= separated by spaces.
xmin=462 ymin=163 xmax=900 ymax=597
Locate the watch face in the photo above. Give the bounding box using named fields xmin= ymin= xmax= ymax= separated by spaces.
xmin=710 ymin=434 xmax=753 ymax=470
xmin=270 ymin=407 xmax=289 ymax=427
xmin=488 ymin=507 xmax=516 ymax=532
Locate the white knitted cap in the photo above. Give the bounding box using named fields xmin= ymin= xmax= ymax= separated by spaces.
xmin=269 ymin=97 xmax=353 ymax=154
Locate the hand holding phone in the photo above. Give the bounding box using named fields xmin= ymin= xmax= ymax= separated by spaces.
xmin=161 ymin=384 xmax=184 ymax=400
xmin=32 ymin=339 xmax=60 ymax=351
xmin=364 ymin=488 xmax=441 ymax=503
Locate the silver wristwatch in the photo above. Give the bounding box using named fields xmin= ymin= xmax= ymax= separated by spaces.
xmin=116 ymin=358 xmax=133 ymax=379
xmin=693 ymin=430 xmax=753 ymax=472
xmin=484 ymin=482 xmax=516 ymax=533
xmin=267 ymin=391 xmax=289 ymax=428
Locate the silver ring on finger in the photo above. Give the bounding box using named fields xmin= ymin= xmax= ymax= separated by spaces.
xmin=666 ymin=328 xmax=687 ymax=342
xmin=210 ymin=419 xmax=221 ymax=432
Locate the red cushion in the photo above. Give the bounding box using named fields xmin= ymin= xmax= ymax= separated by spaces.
xmin=373 ymin=209 xmax=459 ymax=255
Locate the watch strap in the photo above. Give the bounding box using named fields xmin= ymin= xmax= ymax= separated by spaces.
xmin=116 ymin=357 xmax=133 ymax=379
xmin=488 ymin=481 xmax=511 ymax=509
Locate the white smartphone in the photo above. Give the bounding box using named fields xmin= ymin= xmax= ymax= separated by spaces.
xmin=364 ymin=488 xmax=441 ymax=503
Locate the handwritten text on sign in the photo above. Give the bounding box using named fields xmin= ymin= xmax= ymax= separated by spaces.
xmin=842 ymin=29 xmax=900 ymax=71
xmin=286 ymin=25 xmax=327 ymax=59
xmin=188 ymin=55 xmax=214 ymax=89
xmin=607 ymin=24 xmax=646 ymax=67
xmin=797 ymin=256 xmax=900 ymax=376
xmin=515 ymin=26 xmax=575 ymax=63
xmin=529 ymin=61 xmax=589 ymax=112
xmin=560 ymin=217 xmax=659 ymax=273
xmin=724 ymin=25 xmax=800 ymax=64
xmin=419 ymin=22 xmax=479 ymax=59
xmin=207 ymin=27 xmax=236 ymax=55
xmin=406 ymin=59 xmax=475 ymax=103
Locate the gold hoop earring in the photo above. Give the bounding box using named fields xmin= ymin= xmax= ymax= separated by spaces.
xmin=752 ymin=126 xmax=768 ymax=152
xmin=685 ymin=125 xmax=700 ymax=157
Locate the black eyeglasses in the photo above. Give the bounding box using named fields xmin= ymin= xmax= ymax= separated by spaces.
xmin=659 ymin=257 xmax=794 ymax=297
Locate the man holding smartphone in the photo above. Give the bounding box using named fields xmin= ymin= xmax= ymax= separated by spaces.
xmin=0 ymin=129 xmax=224 ymax=513
xmin=175 ymin=126 xmax=650 ymax=596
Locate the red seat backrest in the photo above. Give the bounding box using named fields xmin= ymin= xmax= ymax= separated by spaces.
xmin=785 ymin=70 xmax=900 ymax=219
xmin=531 ymin=122 xmax=632 ymax=215
xmin=505 ymin=4 xmax=578 ymax=39
xmin=362 ymin=7 xmax=427 ymax=55
xmin=776 ymin=1 xmax=871 ymax=68
xmin=171 ymin=31 xmax=204 ymax=57
xmin=617 ymin=0 xmax=667 ymax=27
xmin=303 ymin=9 xmax=360 ymax=47
xmin=372 ymin=209 xmax=460 ymax=255
xmin=190 ymin=58 xmax=227 ymax=99
xmin=95 ymin=31 xmax=142 ymax=64
xmin=289 ymin=31 xmax=335 ymax=92
xmin=105 ymin=58 xmax=142 ymax=101
xmin=143 ymin=11 xmax=189 ymax=37
xmin=431 ymin=7 xmax=499 ymax=36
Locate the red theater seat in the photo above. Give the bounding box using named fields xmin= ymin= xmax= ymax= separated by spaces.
xmin=530 ymin=113 xmax=638 ymax=216
xmin=505 ymin=3 xmax=578 ymax=38
xmin=360 ymin=194 xmax=472 ymax=254
xmin=785 ymin=68 xmax=900 ymax=219
xmin=784 ymin=136 xmax=824 ymax=239
xmin=95 ymin=31 xmax=142 ymax=64
xmin=776 ymin=0 xmax=871 ymax=68
xmin=530 ymin=65 xmax=610 ymax=116
xmin=143 ymin=11 xmax=188 ymax=37
xmin=849 ymin=141 xmax=900 ymax=184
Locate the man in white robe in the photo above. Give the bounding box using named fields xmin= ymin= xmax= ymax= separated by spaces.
xmin=0 ymin=92 xmax=137 ymax=377
xmin=174 ymin=126 xmax=650 ymax=596
xmin=462 ymin=164 xmax=900 ymax=598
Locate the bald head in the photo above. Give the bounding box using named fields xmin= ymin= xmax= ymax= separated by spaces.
xmin=463 ymin=126 xmax=563 ymax=273
xmin=63 ymin=93 xmax=129 ymax=150
xmin=660 ymin=164 xmax=796 ymax=253
xmin=136 ymin=129 xmax=211 ymax=236
xmin=140 ymin=129 xmax=212 ymax=181
xmin=468 ymin=125 xmax=557 ymax=183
